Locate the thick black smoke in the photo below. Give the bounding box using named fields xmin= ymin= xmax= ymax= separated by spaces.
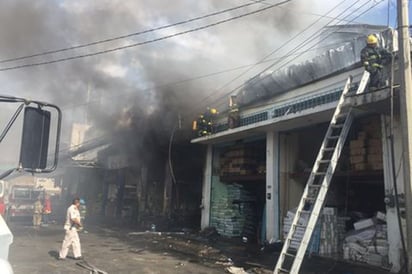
xmin=0 ymin=0 xmax=321 ymax=165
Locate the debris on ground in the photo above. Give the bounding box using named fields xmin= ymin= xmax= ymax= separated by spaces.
xmin=76 ymin=260 xmax=108 ymax=274
xmin=199 ymin=227 xmax=219 ymax=242
xmin=226 ymin=266 xmax=248 ymax=274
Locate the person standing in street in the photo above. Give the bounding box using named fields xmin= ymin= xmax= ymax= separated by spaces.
xmin=33 ymin=197 xmax=43 ymax=228
xmin=42 ymin=194 xmax=52 ymax=226
xmin=59 ymin=197 xmax=83 ymax=260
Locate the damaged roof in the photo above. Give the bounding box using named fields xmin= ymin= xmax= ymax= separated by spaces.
xmin=235 ymin=24 xmax=394 ymax=109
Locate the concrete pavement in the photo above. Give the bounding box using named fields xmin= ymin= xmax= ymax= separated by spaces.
xmin=8 ymin=222 xmax=225 ymax=274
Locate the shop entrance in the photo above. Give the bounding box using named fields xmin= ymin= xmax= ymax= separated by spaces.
xmin=281 ymin=115 xmax=388 ymax=268
xmin=210 ymin=138 xmax=266 ymax=243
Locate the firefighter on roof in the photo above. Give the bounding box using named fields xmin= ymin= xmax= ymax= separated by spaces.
xmin=360 ymin=34 xmax=392 ymax=90
xmin=192 ymin=108 xmax=218 ymax=136
xmin=228 ymin=95 xmax=240 ymax=129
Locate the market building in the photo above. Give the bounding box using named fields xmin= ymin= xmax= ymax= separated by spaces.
xmin=192 ymin=25 xmax=405 ymax=272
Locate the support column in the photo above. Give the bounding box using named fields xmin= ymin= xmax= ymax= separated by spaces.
xmin=200 ymin=144 xmax=213 ymax=229
xmin=381 ymin=115 xmax=404 ymax=272
xmin=266 ymin=131 xmax=280 ymax=242
xmin=397 ymin=1 xmax=412 ymax=271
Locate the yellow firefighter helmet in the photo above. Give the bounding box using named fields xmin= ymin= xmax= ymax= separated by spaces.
xmin=366 ymin=34 xmax=378 ymax=45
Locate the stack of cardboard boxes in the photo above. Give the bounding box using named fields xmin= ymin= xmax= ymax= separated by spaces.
xmin=220 ymin=145 xmax=258 ymax=176
xmin=319 ymin=207 xmax=339 ymax=257
xmin=282 ymin=209 xmax=310 ymax=250
xmin=349 ymin=116 xmax=383 ymax=171
xmin=210 ymin=183 xmax=255 ymax=237
xmin=283 ymin=207 xmax=340 ymax=257
xmin=343 ymin=212 xmax=389 ymax=268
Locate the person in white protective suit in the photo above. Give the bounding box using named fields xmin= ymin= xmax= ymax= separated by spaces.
xmin=58 ymin=197 xmax=83 ymax=260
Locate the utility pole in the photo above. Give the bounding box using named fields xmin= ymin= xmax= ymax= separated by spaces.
xmin=397 ymin=0 xmax=412 ymax=271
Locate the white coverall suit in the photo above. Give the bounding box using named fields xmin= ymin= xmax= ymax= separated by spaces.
xmin=59 ymin=204 xmax=82 ymax=259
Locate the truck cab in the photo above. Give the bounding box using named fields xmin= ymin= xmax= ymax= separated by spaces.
xmin=7 ymin=186 xmax=45 ymax=222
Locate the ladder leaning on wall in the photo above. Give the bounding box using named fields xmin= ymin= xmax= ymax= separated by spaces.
xmin=273 ymin=71 xmax=370 ymax=274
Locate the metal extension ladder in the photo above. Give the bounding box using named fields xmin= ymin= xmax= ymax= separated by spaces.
xmin=273 ymin=71 xmax=370 ymax=274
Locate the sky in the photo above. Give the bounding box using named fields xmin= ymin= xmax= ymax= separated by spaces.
xmin=0 ymin=0 xmax=406 ymax=167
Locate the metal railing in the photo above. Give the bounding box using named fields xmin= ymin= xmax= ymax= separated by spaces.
xmin=214 ymin=83 xmax=359 ymax=133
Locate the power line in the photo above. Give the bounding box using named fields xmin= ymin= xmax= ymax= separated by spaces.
xmin=205 ymin=0 xmax=364 ymax=110
xmin=58 ymin=43 xmax=341 ymax=111
xmin=0 ymin=0 xmax=291 ymax=72
xmin=40 ymin=0 xmax=383 ymax=160
xmin=61 ymin=0 xmax=362 ymax=117
xmin=0 ymin=0 xmax=269 ymax=64
xmin=54 ymin=0 xmax=346 ymax=114
xmin=247 ymin=0 xmax=361 ymax=23
xmin=200 ymin=0 xmax=351 ymax=109
xmin=207 ymin=0 xmax=383 ymax=111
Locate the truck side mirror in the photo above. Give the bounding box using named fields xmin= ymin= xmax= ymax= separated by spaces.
xmin=19 ymin=107 xmax=51 ymax=170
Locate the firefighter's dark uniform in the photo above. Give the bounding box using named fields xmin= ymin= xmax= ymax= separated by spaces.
xmin=194 ymin=108 xmax=217 ymax=136
xmin=196 ymin=114 xmax=209 ymax=136
xmin=360 ymin=41 xmax=391 ymax=90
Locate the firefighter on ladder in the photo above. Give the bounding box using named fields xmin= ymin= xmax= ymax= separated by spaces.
xmin=360 ymin=34 xmax=392 ymax=90
xmin=192 ymin=107 xmax=218 ymax=136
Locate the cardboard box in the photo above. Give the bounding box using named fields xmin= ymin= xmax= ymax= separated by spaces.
xmin=323 ymin=207 xmax=337 ymax=215
xmin=353 ymin=163 xmax=367 ymax=171
xmin=367 ymin=147 xmax=383 ymax=155
xmin=367 ymin=154 xmax=382 ymax=163
xmin=368 ymin=139 xmax=382 ymax=148
xmin=357 ymin=131 xmax=368 ymax=139
xmin=370 ymin=162 xmax=384 ymax=170
xmin=350 ymin=139 xmax=365 ymax=149
xmin=376 ymin=211 xmax=386 ymax=222
xmin=367 ymin=246 xmax=389 ymax=256
xmin=350 ymin=155 xmax=365 ymax=164
xmin=365 ymin=252 xmax=383 ymax=267
xmin=350 ymin=147 xmax=366 ymax=156
xmin=354 ymin=218 xmax=374 ymax=230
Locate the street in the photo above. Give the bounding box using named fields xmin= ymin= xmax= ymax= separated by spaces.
xmin=8 ymin=222 xmax=226 ymax=274
xmin=7 ymin=220 xmax=394 ymax=274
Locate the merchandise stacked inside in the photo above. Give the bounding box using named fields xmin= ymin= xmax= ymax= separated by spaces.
xmin=283 ymin=115 xmax=390 ymax=269
xmin=210 ymin=140 xmax=266 ymax=243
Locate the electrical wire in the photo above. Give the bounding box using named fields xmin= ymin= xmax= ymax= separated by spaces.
xmin=205 ymin=0 xmax=384 ymax=112
xmin=57 ymin=41 xmax=346 ymax=113
xmin=42 ymin=0 xmax=375 ymax=126
xmin=212 ymin=0 xmax=350 ymax=97
xmin=0 ymin=1 xmax=386 ymax=164
xmin=0 ymin=46 xmax=352 ymax=161
xmin=57 ymin=0 xmax=366 ymax=120
xmin=205 ymin=0 xmax=372 ymax=111
xmin=0 ymin=0 xmax=291 ymax=72
xmin=0 ymin=0 xmax=270 ymax=64
xmin=190 ymin=0 xmax=357 ymax=112
xmin=0 ymin=0 xmax=370 ymax=117
xmin=247 ymin=0 xmax=361 ymax=23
